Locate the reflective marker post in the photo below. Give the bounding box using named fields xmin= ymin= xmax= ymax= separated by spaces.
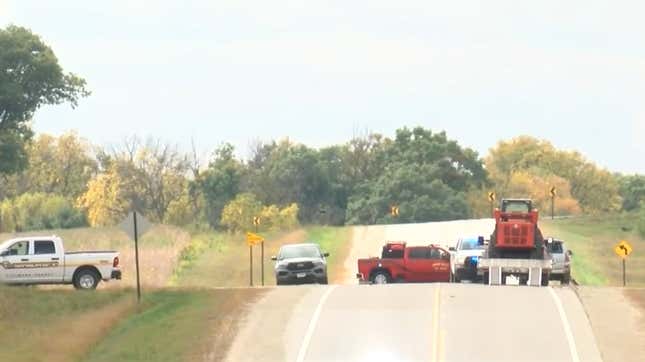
xmin=623 ymin=258 xmax=626 ymax=287
xmin=133 ymin=211 xmax=141 ymax=303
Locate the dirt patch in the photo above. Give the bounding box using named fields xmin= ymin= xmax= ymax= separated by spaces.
xmin=279 ymin=229 xmax=307 ymax=244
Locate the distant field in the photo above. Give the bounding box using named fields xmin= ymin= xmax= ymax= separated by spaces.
xmin=541 ymin=213 xmax=644 ymax=286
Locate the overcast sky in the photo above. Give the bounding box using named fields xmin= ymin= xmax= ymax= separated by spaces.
xmin=1 ymin=1 xmax=644 ymax=173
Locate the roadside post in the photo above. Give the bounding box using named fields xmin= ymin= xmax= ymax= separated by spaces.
xmin=550 ymin=186 xmax=556 ymax=220
xmin=613 ymin=240 xmax=633 ymax=286
xmin=119 ymin=211 xmax=152 ymax=304
xmin=253 ymin=216 xmax=263 ymax=286
xmin=246 ymin=231 xmax=264 ymax=287
xmin=488 ymin=192 xmax=496 ymax=217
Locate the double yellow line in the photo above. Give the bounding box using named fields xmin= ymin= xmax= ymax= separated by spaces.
xmin=432 ymin=284 xmax=445 ymax=362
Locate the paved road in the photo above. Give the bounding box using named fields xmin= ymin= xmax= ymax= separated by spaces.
xmin=226 ymin=220 xmax=603 ymax=362
xmin=225 ymin=284 xmax=601 ymax=362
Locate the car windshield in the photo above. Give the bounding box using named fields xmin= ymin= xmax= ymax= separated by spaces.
xmin=461 ymin=239 xmax=485 ymax=250
xmin=279 ymin=245 xmax=321 ymax=260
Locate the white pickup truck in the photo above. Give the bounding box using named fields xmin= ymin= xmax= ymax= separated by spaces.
xmin=0 ymin=235 xmax=121 ymax=290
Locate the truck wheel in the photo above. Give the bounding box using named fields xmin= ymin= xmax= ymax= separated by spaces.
xmin=454 ymin=270 xmax=462 ymax=283
xmin=319 ymin=277 xmax=328 ymax=285
xmin=541 ymin=274 xmax=550 ymax=286
xmin=371 ymin=271 xmax=390 ymax=284
xmin=482 ymin=272 xmax=489 ymax=285
xmin=74 ymin=269 xmax=99 ymax=290
xmin=561 ymin=272 xmax=571 ymax=285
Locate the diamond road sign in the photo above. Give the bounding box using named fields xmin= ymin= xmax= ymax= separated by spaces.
xmin=119 ymin=212 xmax=152 ymax=241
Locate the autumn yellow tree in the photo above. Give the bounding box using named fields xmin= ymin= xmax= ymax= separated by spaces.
xmin=486 ymin=136 xmax=621 ymax=213
xmin=77 ymin=168 xmax=128 ymax=226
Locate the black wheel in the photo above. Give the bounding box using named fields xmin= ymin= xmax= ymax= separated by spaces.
xmin=371 ymin=271 xmax=391 ymax=284
xmin=454 ymin=270 xmax=462 ymax=283
xmin=73 ymin=269 xmax=99 ymax=290
xmin=482 ymin=272 xmax=489 ymax=285
xmin=541 ymin=274 xmax=550 ymax=286
xmin=561 ymin=272 xmax=571 ymax=285
xmin=319 ymin=277 xmax=328 ymax=285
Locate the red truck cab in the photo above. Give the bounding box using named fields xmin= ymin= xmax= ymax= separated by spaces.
xmin=356 ymin=242 xmax=451 ymax=284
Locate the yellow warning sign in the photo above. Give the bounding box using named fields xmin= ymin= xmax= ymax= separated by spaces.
xmin=614 ymin=240 xmax=633 ymax=258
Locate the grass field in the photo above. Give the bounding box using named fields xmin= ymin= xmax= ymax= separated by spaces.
xmin=82 ymin=288 xmax=266 ymax=362
xmin=541 ymin=213 xmax=645 ymax=286
xmin=173 ymin=226 xmax=351 ymax=287
xmin=0 ymin=286 xmax=135 ymax=362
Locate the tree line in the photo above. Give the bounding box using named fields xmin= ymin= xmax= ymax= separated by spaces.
xmin=1 ymin=25 xmax=643 ymax=234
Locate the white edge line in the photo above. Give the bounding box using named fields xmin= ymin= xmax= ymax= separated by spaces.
xmin=548 ymin=287 xmax=581 ymax=362
xmin=295 ymin=285 xmax=338 ymax=362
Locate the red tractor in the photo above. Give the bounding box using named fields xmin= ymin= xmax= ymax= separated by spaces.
xmin=479 ymin=198 xmax=552 ymax=286
xmin=488 ymin=199 xmax=546 ymax=259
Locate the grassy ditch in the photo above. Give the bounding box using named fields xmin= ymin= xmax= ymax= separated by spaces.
xmin=541 ymin=213 xmax=645 ymax=286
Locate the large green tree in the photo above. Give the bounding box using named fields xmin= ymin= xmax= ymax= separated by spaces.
xmin=617 ymin=174 xmax=645 ymax=211
xmin=345 ymin=127 xmax=486 ymax=224
xmin=197 ymin=143 xmax=244 ymax=227
xmin=0 ymin=25 xmax=89 ymax=175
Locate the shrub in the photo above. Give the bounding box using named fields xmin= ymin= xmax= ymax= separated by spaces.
xmin=0 ymin=193 xmax=87 ymax=232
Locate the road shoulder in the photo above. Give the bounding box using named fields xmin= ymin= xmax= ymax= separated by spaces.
xmin=576 ymin=286 xmax=645 ymax=362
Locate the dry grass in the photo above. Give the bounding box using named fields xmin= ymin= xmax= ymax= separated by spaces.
xmin=1 ymin=225 xmax=192 ymax=288
xmin=82 ymin=288 xmax=267 ymax=362
xmin=0 ymin=286 xmax=132 ymax=362
xmin=175 ymin=229 xmax=307 ymax=288
xmin=541 ymin=213 xmax=645 ymax=286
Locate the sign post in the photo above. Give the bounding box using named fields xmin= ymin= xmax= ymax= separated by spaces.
xmin=246 ymin=231 xmax=264 ymax=287
xmin=253 ymin=216 xmax=263 ymax=286
xmin=488 ymin=192 xmax=496 ymax=217
xmin=119 ymin=211 xmax=151 ymax=303
xmin=613 ymin=240 xmax=633 ymax=287
xmin=550 ymin=186 xmax=556 ymax=220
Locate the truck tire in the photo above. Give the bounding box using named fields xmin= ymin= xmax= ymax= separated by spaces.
xmin=319 ymin=277 xmax=328 ymax=285
xmin=561 ymin=272 xmax=571 ymax=285
xmin=454 ymin=270 xmax=462 ymax=283
xmin=371 ymin=271 xmax=391 ymax=284
xmin=74 ymin=269 xmax=100 ymax=290
xmin=541 ymin=273 xmax=550 ymax=286
xmin=482 ymin=272 xmax=489 ymax=285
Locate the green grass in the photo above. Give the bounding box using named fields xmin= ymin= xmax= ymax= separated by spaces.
xmin=82 ymin=291 xmax=211 ymax=362
xmin=304 ymin=226 xmax=351 ymax=282
xmin=541 ymin=213 xmax=645 ymax=286
xmin=81 ymin=288 xmax=265 ymax=362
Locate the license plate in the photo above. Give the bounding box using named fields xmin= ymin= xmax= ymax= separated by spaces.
xmin=296 ymin=273 xmax=307 ymax=278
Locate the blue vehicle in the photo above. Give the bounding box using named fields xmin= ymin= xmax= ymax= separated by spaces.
xmin=448 ymin=236 xmax=486 ymax=282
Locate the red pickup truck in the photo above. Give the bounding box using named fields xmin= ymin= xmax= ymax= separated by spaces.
xmin=356 ymin=242 xmax=451 ymax=284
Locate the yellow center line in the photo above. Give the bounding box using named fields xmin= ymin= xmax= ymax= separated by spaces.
xmin=432 ymin=283 xmax=441 ymax=362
